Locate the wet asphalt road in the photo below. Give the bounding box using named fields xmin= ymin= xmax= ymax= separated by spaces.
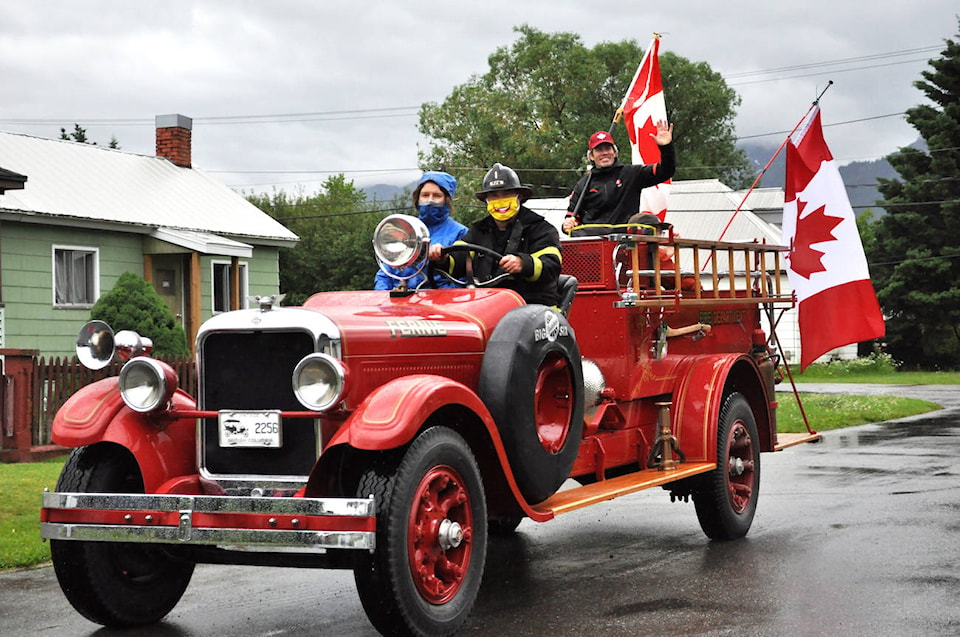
xmin=2 ymin=384 xmax=958 ymax=636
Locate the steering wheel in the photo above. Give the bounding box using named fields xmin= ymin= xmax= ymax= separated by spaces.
xmin=429 ymin=243 xmax=514 ymax=288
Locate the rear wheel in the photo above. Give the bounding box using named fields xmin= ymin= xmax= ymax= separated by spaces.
xmin=693 ymin=393 xmax=761 ymax=540
xmin=354 ymin=427 xmax=487 ymax=636
xmin=50 ymin=445 xmax=195 ymax=626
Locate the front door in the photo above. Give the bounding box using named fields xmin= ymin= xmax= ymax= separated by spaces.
xmin=151 ymin=254 xmax=186 ymax=325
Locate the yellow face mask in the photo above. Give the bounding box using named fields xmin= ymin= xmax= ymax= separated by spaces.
xmin=487 ymin=195 xmax=519 ymax=221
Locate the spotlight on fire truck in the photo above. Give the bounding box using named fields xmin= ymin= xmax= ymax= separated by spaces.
xmin=118 ymin=357 xmax=178 ymax=413
xmin=76 ymin=320 xmax=155 ymax=371
xmin=373 ymin=214 xmax=429 ymax=270
xmin=76 ymin=320 xmax=116 ymax=370
xmin=292 ymin=353 xmax=348 ymax=411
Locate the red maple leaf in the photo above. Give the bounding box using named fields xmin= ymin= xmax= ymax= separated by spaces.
xmin=789 ymin=199 xmax=843 ymax=279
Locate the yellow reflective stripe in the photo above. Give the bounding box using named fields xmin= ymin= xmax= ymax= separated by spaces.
xmin=526 ymin=246 xmax=561 ymax=281
xmin=445 ymin=241 xmax=472 ymax=274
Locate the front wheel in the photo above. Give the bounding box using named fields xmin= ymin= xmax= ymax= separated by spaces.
xmin=693 ymin=393 xmax=761 ymax=540
xmin=354 ymin=427 xmax=487 ymax=637
xmin=50 ymin=444 xmax=195 ymax=626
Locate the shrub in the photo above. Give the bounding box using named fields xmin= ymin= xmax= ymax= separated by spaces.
xmin=90 ymin=272 xmax=190 ymax=357
xmin=797 ymin=352 xmax=899 ymax=378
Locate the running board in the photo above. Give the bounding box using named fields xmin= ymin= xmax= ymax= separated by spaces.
xmin=532 ymin=462 xmax=716 ymax=517
xmin=774 ymin=432 xmax=822 ymax=450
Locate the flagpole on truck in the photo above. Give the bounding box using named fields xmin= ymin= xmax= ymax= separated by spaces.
xmin=736 ymin=81 xmax=835 ymax=439
xmin=717 ymin=81 xmax=834 ymax=243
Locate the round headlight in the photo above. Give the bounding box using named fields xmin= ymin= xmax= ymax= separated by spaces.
xmin=373 ymin=215 xmax=429 ymax=269
xmin=293 ymin=353 xmax=347 ymax=412
xmin=118 ymin=357 xmax=177 ymax=413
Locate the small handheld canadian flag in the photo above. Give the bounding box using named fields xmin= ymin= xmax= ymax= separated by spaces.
xmin=782 ymin=106 xmax=885 ymax=369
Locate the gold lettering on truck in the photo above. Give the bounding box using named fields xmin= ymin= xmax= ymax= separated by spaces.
xmin=386 ymin=319 xmax=448 ymax=338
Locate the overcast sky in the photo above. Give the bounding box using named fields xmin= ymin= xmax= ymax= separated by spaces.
xmin=1 ymin=1 xmax=957 ymax=196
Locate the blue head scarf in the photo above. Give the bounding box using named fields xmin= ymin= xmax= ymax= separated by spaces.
xmin=416 ymin=171 xmax=457 ymax=227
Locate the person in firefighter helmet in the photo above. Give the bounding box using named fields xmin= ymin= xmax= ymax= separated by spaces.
xmin=374 ymin=170 xmax=467 ymax=290
xmin=429 ymin=162 xmax=561 ymax=306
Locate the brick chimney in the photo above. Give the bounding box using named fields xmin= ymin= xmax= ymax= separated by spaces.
xmin=155 ymin=114 xmax=192 ymax=168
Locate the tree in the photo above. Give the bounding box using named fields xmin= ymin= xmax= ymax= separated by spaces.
xmin=89 ymin=272 xmax=189 ymax=357
xmin=60 ymin=123 xmax=121 ymax=149
xmin=869 ymin=20 xmax=960 ymax=369
xmin=248 ymin=175 xmax=388 ymax=303
xmin=417 ymin=25 xmax=751 ymax=202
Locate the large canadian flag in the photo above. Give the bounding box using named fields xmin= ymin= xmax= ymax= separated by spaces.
xmin=782 ymin=106 xmax=885 ymax=369
xmin=620 ymin=34 xmax=670 ymax=220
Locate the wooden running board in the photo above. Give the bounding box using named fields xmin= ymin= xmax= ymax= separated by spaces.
xmin=774 ymin=432 xmax=822 ymax=450
xmin=531 ymin=462 xmax=716 ymax=517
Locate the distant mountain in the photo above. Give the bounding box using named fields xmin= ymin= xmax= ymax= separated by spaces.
xmin=363 ymin=182 xmax=411 ymax=202
xmin=738 ymin=141 xmax=919 ymax=216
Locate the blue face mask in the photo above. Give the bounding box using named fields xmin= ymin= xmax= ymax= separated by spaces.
xmin=417 ymin=202 xmax=450 ymax=226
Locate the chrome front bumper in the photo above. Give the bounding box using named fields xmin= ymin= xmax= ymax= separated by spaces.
xmin=41 ymin=491 xmax=376 ymax=551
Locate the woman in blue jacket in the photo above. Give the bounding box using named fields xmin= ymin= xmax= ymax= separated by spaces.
xmin=374 ymin=171 xmax=467 ymax=290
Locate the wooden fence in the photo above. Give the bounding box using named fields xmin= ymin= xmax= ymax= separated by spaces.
xmin=32 ymin=355 xmax=196 ymax=447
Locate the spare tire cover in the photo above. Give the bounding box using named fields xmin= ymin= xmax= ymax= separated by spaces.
xmin=479 ymin=305 xmax=584 ymax=503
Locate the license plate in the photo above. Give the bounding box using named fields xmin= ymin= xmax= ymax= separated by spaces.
xmin=218 ymin=410 xmax=282 ymax=448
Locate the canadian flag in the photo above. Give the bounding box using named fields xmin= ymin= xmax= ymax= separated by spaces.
xmin=621 ymin=34 xmax=670 ymax=220
xmin=782 ymin=106 xmax=885 ymax=369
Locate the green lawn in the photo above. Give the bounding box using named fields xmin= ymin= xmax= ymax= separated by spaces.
xmin=776 ymin=392 xmax=941 ymax=433
xmin=2 ymin=363 xmax=953 ymax=571
xmin=0 ymin=456 xmax=65 ymax=570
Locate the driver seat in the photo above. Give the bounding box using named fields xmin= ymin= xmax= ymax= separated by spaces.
xmin=557 ymin=274 xmax=578 ymax=317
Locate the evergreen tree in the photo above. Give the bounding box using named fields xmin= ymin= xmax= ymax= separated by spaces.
xmin=870 ymin=20 xmax=960 ymax=368
xmin=59 ymin=123 xmax=121 ymax=149
xmin=89 ymin=272 xmax=189 ymax=358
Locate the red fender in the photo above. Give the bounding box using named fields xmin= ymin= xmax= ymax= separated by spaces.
xmin=671 ymin=353 xmax=770 ymax=462
xmin=329 ymin=374 xmax=498 ymax=450
xmin=325 ymin=374 xmax=553 ymax=521
xmin=51 ymin=377 xmax=198 ymax=493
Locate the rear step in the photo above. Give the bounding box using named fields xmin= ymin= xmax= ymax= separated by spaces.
xmin=774 ymin=432 xmax=822 ymax=450
xmin=532 ymin=462 xmax=716 ymax=516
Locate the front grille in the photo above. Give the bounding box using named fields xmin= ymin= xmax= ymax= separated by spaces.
xmin=200 ymin=330 xmax=319 ymax=478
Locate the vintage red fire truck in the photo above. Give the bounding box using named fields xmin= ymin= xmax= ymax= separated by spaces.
xmin=40 ymin=214 xmax=818 ymax=636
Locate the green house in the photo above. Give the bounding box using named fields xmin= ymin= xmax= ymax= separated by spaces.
xmin=0 ymin=114 xmax=298 ymax=357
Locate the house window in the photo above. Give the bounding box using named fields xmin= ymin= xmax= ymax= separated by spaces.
xmin=53 ymin=246 xmax=99 ymax=307
xmin=212 ymin=260 xmax=248 ymax=313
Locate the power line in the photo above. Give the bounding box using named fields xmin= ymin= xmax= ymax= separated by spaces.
xmin=0 ymin=106 xmax=421 ymax=127
xmin=721 ymin=45 xmax=942 ymax=79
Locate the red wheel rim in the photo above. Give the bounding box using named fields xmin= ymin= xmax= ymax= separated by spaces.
xmin=725 ymin=421 xmax=756 ymax=514
xmin=407 ymin=465 xmax=474 ymax=604
xmin=534 ymin=352 xmax=574 ymax=454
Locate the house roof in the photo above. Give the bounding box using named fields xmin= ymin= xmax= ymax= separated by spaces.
xmin=527 ymin=178 xmax=783 ymax=245
xmin=0 ymin=165 xmax=27 ymax=193
xmin=0 ymin=131 xmax=297 ymax=247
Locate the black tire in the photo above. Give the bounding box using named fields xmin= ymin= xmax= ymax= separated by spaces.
xmin=50 ymin=445 xmax=195 ymax=627
xmin=353 ymin=427 xmax=487 ymax=637
xmin=693 ymin=393 xmax=761 ymax=540
xmin=479 ymin=305 xmax=584 ymax=503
